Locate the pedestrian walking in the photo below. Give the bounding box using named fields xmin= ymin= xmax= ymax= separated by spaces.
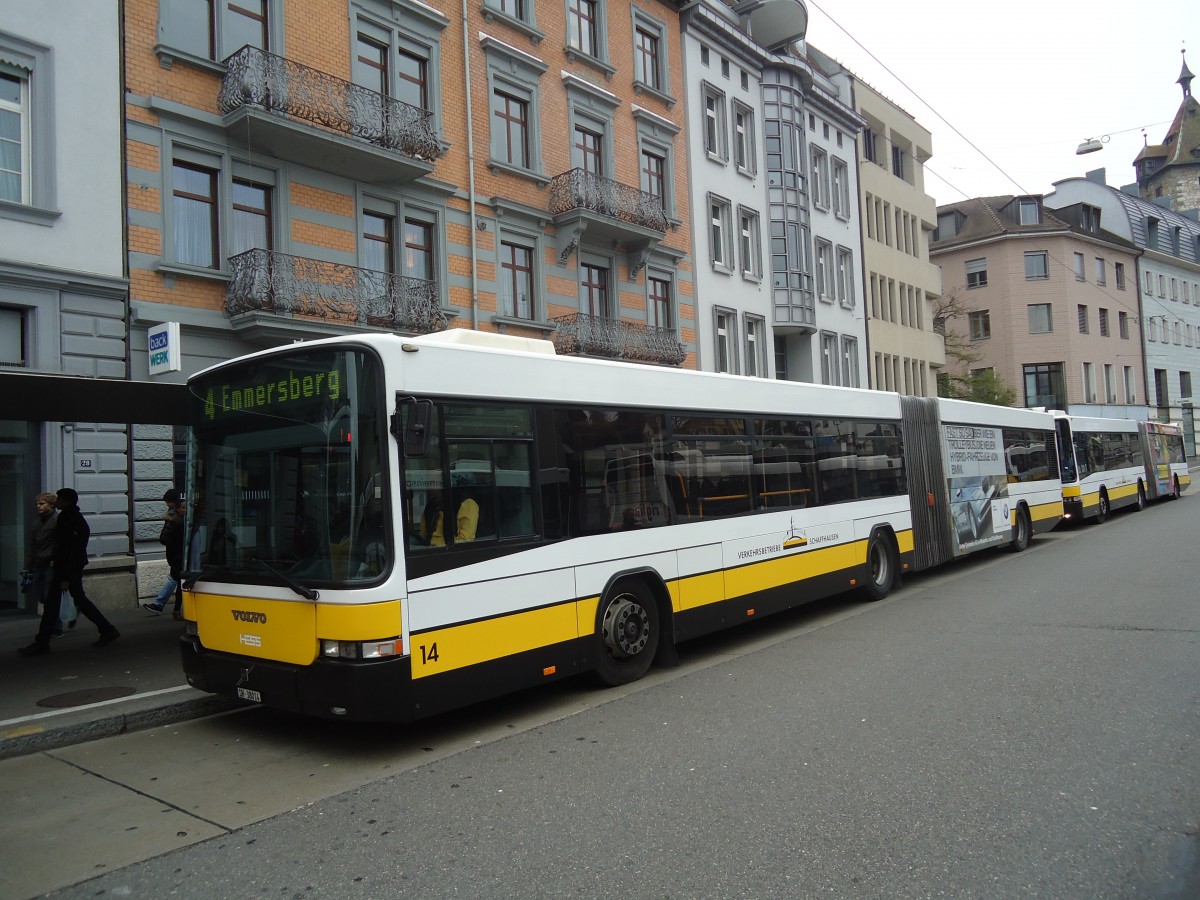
xmin=143 ymin=489 xmax=184 ymax=619
xmin=19 ymin=492 xmax=76 ymax=635
xmin=18 ymin=488 xmax=120 ymax=656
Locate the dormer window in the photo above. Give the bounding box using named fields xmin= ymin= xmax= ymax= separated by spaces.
xmin=936 ymin=211 xmax=963 ymax=241
xmin=1081 ymin=204 xmax=1101 ymax=233
xmin=1018 ymin=198 xmax=1040 ymax=225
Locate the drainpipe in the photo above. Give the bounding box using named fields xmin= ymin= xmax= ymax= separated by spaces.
xmin=462 ymin=0 xmax=480 ymax=329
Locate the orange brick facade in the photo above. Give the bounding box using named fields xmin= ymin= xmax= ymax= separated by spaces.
xmin=124 ymin=0 xmax=694 ymax=366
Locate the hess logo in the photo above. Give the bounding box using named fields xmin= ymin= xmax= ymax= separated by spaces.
xmin=231 ymin=610 xmax=267 ymax=624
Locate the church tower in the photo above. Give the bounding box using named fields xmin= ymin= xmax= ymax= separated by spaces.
xmin=1133 ymin=50 xmax=1200 ymax=211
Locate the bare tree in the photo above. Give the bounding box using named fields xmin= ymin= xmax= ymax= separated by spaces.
xmin=933 ymin=287 xmax=1016 ymax=406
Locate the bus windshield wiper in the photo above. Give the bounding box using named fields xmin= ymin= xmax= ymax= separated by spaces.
xmin=255 ymin=559 xmax=319 ymax=601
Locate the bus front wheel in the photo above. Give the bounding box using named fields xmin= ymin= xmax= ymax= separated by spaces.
xmin=1009 ymin=506 xmax=1031 ymax=552
xmin=1134 ymin=483 xmax=1146 ymax=511
xmin=593 ymin=581 xmax=660 ymax=686
xmin=859 ymin=531 xmax=897 ymax=602
xmin=1095 ymin=490 xmax=1110 ymax=523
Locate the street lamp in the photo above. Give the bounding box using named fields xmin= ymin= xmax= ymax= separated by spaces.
xmin=1075 ymin=136 xmax=1108 ymax=155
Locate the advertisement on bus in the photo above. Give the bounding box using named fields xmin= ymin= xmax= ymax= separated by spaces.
xmin=943 ymin=424 xmax=1011 ymax=551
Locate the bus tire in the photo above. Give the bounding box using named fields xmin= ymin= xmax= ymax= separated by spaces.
xmin=1170 ymin=475 xmax=1181 ymax=500
xmin=593 ymin=580 xmax=660 ymax=687
xmin=1009 ymin=505 xmax=1031 ymax=552
xmin=1134 ymin=483 xmax=1146 ymax=511
xmin=859 ymin=530 xmax=897 ymax=602
xmin=1095 ymin=489 xmax=1110 ymax=523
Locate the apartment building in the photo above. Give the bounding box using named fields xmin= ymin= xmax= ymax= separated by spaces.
xmin=121 ymin=0 xmax=691 ymax=577
xmin=0 ymin=1 xmax=132 ymax=611
xmin=1047 ymin=171 xmax=1200 ymax=452
xmin=931 ymin=195 xmax=1141 ymax=414
xmin=810 ymin=51 xmax=943 ymax=395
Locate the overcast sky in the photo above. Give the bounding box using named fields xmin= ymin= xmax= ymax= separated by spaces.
xmin=802 ymin=0 xmax=1195 ymax=206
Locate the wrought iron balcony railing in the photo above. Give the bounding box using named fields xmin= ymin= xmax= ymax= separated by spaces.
xmin=549 ymin=169 xmax=668 ymax=233
xmin=227 ymin=249 xmax=448 ymax=334
xmin=552 ymin=313 xmax=685 ymax=366
xmin=219 ymin=46 xmax=442 ymax=161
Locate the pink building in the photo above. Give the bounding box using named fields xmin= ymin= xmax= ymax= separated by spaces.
xmin=931 ymin=195 xmax=1142 ymax=413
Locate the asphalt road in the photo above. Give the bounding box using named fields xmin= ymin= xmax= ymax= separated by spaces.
xmin=22 ymin=497 xmax=1200 ymax=899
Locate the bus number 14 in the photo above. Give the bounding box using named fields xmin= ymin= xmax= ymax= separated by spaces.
xmin=420 ymin=643 xmax=439 ymax=665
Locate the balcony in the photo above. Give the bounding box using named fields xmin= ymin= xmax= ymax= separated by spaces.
xmin=226 ymin=249 xmax=448 ymax=342
xmin=549 ymin=169 xmax=667 ymax=269
xmin=552 ymin=313 xmax=685 ymax=367
xmin=218 ymin=46 xmax=442 ymax=184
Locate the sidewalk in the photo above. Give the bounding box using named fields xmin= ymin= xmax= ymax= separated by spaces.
xmin=0 ymin=604 xmax=241 ymax=760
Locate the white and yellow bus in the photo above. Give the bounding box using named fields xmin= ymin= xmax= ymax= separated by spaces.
xmin=1055 ymin=414 xmax=1190 ymax=522
xmin=180 ymin=330 xmax=1061 ymax=721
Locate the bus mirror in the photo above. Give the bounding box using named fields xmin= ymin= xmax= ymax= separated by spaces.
xmin=394 ymin=396 xmax=433 ymax=458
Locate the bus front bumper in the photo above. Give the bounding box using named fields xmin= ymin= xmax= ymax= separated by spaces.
xmin=180 ymin=635 xmax=416 ymax=722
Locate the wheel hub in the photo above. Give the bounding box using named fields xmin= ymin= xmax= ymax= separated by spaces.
xmin=602 ymin=597 xmax=649 ymax=658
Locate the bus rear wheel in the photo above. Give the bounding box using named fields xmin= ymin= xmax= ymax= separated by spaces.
xmin=1095 ymin=490 xmax=1110 ymax=523
xmin=1009 ymin=506 xmax=1031 ymax=552
xmin=593 ymin=581 xmax=660 ymax=687
xmin=1170 ymin=475 xmax=1182 ymax=500
xmin=859 ymin=531 xmax=897 ymax=602
xmin=1134 ymin=483 xmax=1146 ymax=511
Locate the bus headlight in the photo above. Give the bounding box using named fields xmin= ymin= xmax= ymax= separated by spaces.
xmin=321 ymin=639 xmax=403 ymax=659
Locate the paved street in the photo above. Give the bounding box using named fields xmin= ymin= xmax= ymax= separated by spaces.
xmin=5 ymin=496 xmax=1198 ymax=899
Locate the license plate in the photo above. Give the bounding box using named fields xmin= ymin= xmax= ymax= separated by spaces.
xmin=237 ymin=687 xmax=262 ymax=703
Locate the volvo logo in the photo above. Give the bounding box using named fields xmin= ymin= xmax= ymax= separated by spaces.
xmin=232 ymin=610 xmax=267 ymax=624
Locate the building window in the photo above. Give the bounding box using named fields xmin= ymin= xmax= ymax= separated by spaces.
xmin=733 ymin=102 xmax=755 ymax=175
xmin=965 ymin=257 xmax=987 ymax=288
xmin=773 ymin=335 xmax=788 ymax=381
xmin=162 ymin=0 xmax=272 ymax=62
xmin=0 ymin=307 xmax=25 ymax=366
xmin=1077 ymin=304 xmax=1089 ymax=334
xmin=172 ymin=161 xmax=219 ymax=269
xmin=835 ymin=247 xmax=854 ymax=308
xmin=714 ymin=309 xmax=736 ymax=373
xmin=1074 ymin=253 xmax=1085 ymax=281
xmin=1081 ymin=204 xmax=1101 ymax=232
xmin=582 ymin=263 xmax=610 ymax=317
xmin=230 ymin=179 xmax=272 ymax=255
xmin=832 ymin=158 xmax=850 ymax=218
xmin=815 ymin=239 xmax=834 ymax=300
xmin=500 ymin=240 xmax=534 ymax=319
xmin=1094 ymin=257 xmax=1106 ymax=285
xmin=641 ymin=148 xmax=664 ymax=204
xmin=648 ymin=273 xmax=672 ymax=328
xmin=492 ymin=89 xmax=530 ymax=168
xmin=574 ymin=124 xmax=603 ymax=176
xmin=1028 ymin=303 xmax=1052 ymax=334
xmin=862 ymin=128 xmax=879 ymax=165
xmin=702 ymin=86 xmax=726 ymax=159
xmin=969 ymin=310 xmax=991 ymax=341
xmin=739 ymin=208 xmax=761 ymax=279
xmin=1104 ymin=364 xmax=1116 ymax=403
xmin=1146 ymin=216 xmax=1159 ymax=250
xmin=709 ymin=196 xmax=733 ymax=269
xmin=362 ymin=210 xmax=395 ymax=273
xmin=633 ymin=26 xmax=659 ymax=90
xmin=396 ymin=48 xmax=430 ymax=112
xmin=1181 ymin=371 xmax=1192 ymax=399
xmin=841 ymin=336 xmax=860 ymax=387
xmin=1082 ymin=362 xmax=1096 ymax=403
xmin=810 ymin=147 xmax=830 ymax=209
xmin=820 ymin=332 xmax=839 ymax=385
xmin=1118 ymin=310 xmax=1129 ymax=339
xmin=1115 ymin=262 xmax=1126 ymax=289
xmin=1024 ymin=362 xmax=1065 ymax=408
xmin=1018 ymin=198 xmax=1039 ymax=225
xmin=403 ymin=218 xmax=434 ymax=280
xmin=891 ymin=144 xmax=905 ymax=179
xmin=0 ymin=71 xmax=28 ymax=204
xmin=744 ymin=316 xmax=764 ymax=376
xmin=1024 ymin=251 xmax=1048 ymax=280
xmin=567 ymin=0 xmax=599 ymax=57
xmin=1124 ymin=366 xmax=1135 ymax=404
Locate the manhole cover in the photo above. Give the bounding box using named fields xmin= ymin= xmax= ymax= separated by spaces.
xmin=37 ymin=687 xmax=138 ymax=708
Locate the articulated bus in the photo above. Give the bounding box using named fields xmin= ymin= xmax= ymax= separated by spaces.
xmin=1054 ymin=414 xmax=1190 ymax=523
xmin=179 ymin=330 xmax=1062 ymax=722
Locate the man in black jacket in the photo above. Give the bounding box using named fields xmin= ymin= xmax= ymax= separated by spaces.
xmin=18 ymin=488 xmax=120 ymax=656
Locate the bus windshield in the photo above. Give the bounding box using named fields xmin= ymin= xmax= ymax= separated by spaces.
xmin=186 ymin=346 xmax=389 ymax=588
